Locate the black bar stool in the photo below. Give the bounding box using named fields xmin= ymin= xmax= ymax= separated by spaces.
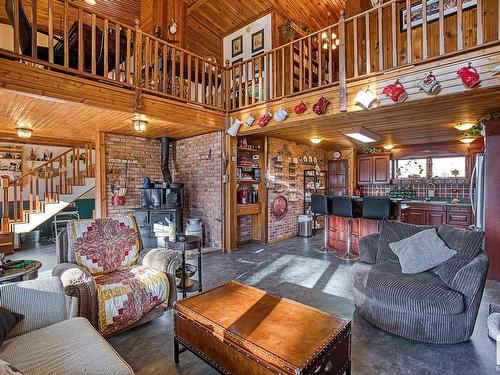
xmin=332 ymin=197 xmax=361 ymax=260
xmin=311 ymin=195 xmax=333 ymax=253
xmin=362 ymin=197 xmax=391 ymax=231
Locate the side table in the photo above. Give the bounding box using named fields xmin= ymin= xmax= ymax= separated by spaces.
xmin=0 ymin=260 xmax=42 ymax=284
xmin=165 ymin=236 xmax=202 ymax=298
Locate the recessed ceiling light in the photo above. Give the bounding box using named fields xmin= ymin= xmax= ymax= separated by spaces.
xmin=342 ymin=127 xmax=381 ymax=143
xmin=460 ymin=136 xmax=476 ymax=144
xmin=454 ymin=122 xmax=475 ymax=131
xmin=310 ymin=137 xmax=322 ymax=144
xmin=85 ymin=0 xmax=96 ymax=5
xmin=383 ymin=144 xmax=394 ymax=150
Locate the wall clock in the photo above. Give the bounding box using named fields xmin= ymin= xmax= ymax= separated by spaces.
xmin=333 ymin=150 xmax=342 ymax=159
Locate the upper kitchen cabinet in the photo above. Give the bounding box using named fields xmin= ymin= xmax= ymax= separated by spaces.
xmin=357 ymin=153 xmax=391 ymax=185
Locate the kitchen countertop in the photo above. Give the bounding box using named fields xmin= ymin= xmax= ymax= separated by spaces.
xmin=351 ymin=196 xmax=471 ymax=207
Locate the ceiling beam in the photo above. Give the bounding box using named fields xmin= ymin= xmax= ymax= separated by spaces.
xmin=188 ymin=0 xmax=211 ymax=13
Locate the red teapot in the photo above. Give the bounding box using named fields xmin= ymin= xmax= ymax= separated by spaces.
xmin=457 ymin=63 xmax=481 ymax=88
xmin=312 ymin=97 xmax=329 ymax=115
xmin=258 ymin=111 xmax=273 ymax=127
xmin=383 ymin=79 xmax=408 ymax=103
xmin=294 ymin=101 xmax=307 ymax=114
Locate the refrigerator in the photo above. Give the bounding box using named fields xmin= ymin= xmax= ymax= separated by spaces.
xmin=470 ymin=153 xmax=485 ymax=230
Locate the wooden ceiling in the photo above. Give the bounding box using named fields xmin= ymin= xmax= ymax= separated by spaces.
xmin=253 ymin=87 xmax=500 ymax=150
xmin=0 ymin=90 xmax=219 ymax=144
xmin=185 ymin=0 xmax=346 ymax=63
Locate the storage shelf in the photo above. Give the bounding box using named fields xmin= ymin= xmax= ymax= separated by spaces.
xmin=238 ymin=147 xmax=260 ymax=152
xmin=238 ymin=179 xmax=260 ymax=183
xmin=237 ymin=203 xmax=261 ymax=216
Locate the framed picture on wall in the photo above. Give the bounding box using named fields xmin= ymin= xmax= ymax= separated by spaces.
xmin=251 ymin=29 xmax=265 ymax=54
xmin=400 ymin=0 xmax=477 ymax=32
xmin=231 ymin=35 xmax=243 ymax=58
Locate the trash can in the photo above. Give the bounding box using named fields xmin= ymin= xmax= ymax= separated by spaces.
xmin=298 ymin=214 xmax=313 ymax=237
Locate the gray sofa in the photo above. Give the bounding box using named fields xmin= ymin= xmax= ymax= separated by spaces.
xmin=0 ymin=277 xmax=134 ymax=375
xmin=352 ymin=222 xmax=489 ymax=344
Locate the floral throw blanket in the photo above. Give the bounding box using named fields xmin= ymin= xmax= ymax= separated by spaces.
xmin=95 ymin=266 xmax=168 ymax=336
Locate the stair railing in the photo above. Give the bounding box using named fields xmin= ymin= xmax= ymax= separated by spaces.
xmin=1 ymin=144 xmax=95 ymax=232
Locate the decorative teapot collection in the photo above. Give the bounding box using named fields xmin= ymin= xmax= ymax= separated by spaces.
xmin=226 ymin=62 xmax=483 ymax=137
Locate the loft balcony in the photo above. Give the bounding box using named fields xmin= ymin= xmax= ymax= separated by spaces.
xmin=0 ymin=0 xmax=499 ymax=145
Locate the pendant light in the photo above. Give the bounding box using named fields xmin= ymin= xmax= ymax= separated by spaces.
xmin=132 ymin=116 xmax=148 ymax=132
xmin=16 ymin=126 xmax=33 ymax=139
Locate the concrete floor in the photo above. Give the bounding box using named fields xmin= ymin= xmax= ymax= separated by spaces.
xmin=16 ymin=234 xmax=500 ymax=374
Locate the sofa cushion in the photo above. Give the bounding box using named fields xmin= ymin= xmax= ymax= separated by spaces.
xmin=0 ymin=308 xmax=23 ymax=346
xmin=377 ymin=219 xmax=436 ymax=263
xmin=94 ymin=266 xmax=168 ymax=336
xmin=67 ymin=215 xmax=140 ymax=276
xmin=431 ymin=224 xmax=485 ymax=286
xmin=0 ymin=318 xmax=133 ymax=375
xmin=0 ymin=359 xmax=23 ymax=375
xmin=352 ymin=262 xmax=464 ymax=315
xmin=389 ymin=228 xmax=456 ymax=274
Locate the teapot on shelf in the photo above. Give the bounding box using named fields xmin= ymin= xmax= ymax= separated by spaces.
xmin=273 ymin=106 xmax=288 ymax=122
xmin=457 ymin=62 xmax=481 ymax=88
xmin=383 ymin=79 xmax=408 ymax=103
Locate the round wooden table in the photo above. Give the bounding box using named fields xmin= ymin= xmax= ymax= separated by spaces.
xmin=165 ymin=236 xmax=202 ymax=298
xmin=0 ymin=260 xmax=42 ymax=284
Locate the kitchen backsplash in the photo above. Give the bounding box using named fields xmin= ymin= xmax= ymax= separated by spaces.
xmin=359 ymin=178 xmax=471 ymax=200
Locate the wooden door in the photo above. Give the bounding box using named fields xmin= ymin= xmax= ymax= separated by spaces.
xmin=357 ymin=157 xmax=372 ymax=185
xmin=372 ymin=155 xmax=390 ymax=183
xmin=426 ymin=211 xmax=445 ymax=226
xmin=328 ymin=160 xmax=348 ymax=196
xmin=407 ymin=210 xmax=425 ymax=225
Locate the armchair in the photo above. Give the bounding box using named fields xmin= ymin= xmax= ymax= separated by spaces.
xmin=0 ymin=277 xmax=134 ymax=375
xmin=53 ymin=215 xmax=181 ymax=336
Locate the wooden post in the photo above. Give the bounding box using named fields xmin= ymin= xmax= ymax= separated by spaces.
xmin=31 ymin=0 xmax=38 ymax=58
xmin=1 ymin=176 xmax=9 ymax=232
xmin=134 ymin=20 xmax=143 ymax=88
xmin=94 ymin=132 xmax=107 ymax=219
xmin=339 ymin=10 xmax=347 ymax=112
xmin=225 ymin=60 xmax=230 ymax=111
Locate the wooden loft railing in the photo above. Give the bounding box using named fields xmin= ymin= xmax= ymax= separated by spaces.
xmin=227 ymin=0 xmax=500 ymax=112
xmin=0 ymin=144 xmax=94 ymax=233
xmin=0 ymin=0 xmax=227 ymax=111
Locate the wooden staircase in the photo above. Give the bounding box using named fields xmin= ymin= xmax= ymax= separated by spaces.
xmin=1 ymin=146 xmax=95 ymax=238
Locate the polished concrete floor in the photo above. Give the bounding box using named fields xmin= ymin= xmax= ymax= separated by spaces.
xmin=16 ymin=234 xmax=500 ymax=374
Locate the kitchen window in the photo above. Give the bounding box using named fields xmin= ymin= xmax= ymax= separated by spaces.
xmin=431 ymin=156 xmax=466 ymax=178
xmin=395 ymin=158 xmax=427 ymax=178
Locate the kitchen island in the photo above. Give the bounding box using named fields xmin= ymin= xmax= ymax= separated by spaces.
xmin=326 ymin=198 xmax=472 ymax=255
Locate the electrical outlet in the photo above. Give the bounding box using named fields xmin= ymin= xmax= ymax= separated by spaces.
xmin=222 ymin=175 xmax=229 ymax=183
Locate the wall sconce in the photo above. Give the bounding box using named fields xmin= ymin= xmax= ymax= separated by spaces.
xmin=355 ymin=88 xmax=377 ymax=110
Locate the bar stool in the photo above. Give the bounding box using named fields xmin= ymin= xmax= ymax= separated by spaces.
xmin=332 ymin=197 xmax=361 ymax=260
xmin=362 ymin=197 xmax=391 ymax=231
xmin=311 ymin=195 xmax=333 ymax=253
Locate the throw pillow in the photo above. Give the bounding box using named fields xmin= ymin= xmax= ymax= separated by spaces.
xmin=0 ymin=307 xmax=24 ymax=346
xmin=377 ymin=219 xmax=436 ymax=263
xmin=0 ymin=359 xmax=24 ymax=375
xmin=67 ymin=215 xmax=140 ymax=276
xmin=389 ymin=228 xmax=457 ymax=274
xmin=431 ymin=224 xmax=485 ymax=285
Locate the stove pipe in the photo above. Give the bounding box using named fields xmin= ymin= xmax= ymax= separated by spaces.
xmin=159 ymin=137 xmax=173 ymax=185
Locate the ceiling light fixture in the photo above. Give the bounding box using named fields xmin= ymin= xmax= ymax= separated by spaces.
xmin=454 ymin=122 xmax=475 ymax=131
xmin=85 ymin=0 xmax=96 ymax=5
xmin=342 ymin=127 xmax=381 ymax=143
xmin=132 ymin=116 xmax=148 ymax=132
xmin=459 ymin=136 xmax=476 ymax=144
xmin=383 ymin=144 xmax=394 ymax=150
xmin=16 ymin=126 xmax=33 ymax=139
xmin=310 ymin=137 xmax=322 ymax=144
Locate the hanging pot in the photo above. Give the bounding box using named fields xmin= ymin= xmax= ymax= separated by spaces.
xmin=245 ymin=114 xmax=255 ymax=127
xmin=354 ymin=88 xmax=377 ymax=109
xmin=273 ymin=106 xmax=288 ymax=122
xmin=383 ymin=79 xmax=408 ymax=103
xmin=312 ymin=97 xmax=329 ymax=115
xmin=457 ymin=63 xmax=481 ymax=88
xmin=226 ymin=118 xmax=242 ymax=137
xmin=294 ymin=101 xmax=307 ymax=114
xmin=417 ymin=72 xmax=441 ymax=95
xmin=258 ymin=111 xmax=273 ymax=127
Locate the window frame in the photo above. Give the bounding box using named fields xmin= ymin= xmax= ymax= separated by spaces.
xmin=393 ymin=156 xmax=469 ymax=180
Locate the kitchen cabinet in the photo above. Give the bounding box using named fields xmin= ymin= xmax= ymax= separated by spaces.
xmin=357 ymin=153 xmax=391 ymax=185
xmin=402 ymin=203 xmax=471 ymax=228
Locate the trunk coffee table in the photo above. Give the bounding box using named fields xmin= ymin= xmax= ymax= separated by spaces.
xmin=174 ymin=281 xmax=351 ymax=375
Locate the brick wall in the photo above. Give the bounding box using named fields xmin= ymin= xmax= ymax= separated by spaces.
xmin=171 ymin=132 xmax=223 ymax=249
xmin=267 ymin=138 xmax=328 ymax=242
xmin=237 ymin=216 xmax=252 ymax=243
xmin=104 ymin=132 xmax=223 ymax=249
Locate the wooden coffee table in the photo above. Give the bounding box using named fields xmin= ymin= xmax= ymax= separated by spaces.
xmin=174 ymin=281 xmax=351 ymax=375
xmin=0 ymin=260 xmax=42 ymax=284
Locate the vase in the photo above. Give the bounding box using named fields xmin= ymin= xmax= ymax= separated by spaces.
xmin=185 ymin=218 xmax=203 ymax=239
